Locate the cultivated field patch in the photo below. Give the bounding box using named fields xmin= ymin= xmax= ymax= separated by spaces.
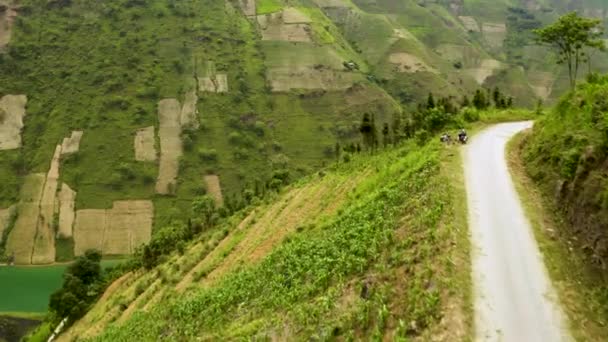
xmin=60 ymin=131 xmax=83 ymax=155
xmin=388 ymin=52 xmax=438 ymax=73
xmin=458 ymin=16 xmax=480 ymax=32
xmin=282 ymin=7 xmax=312 ymax=24
xmin=527 ymin=70 xmax=555 ymax=100
xmin=481 ymin=22 xmax=506 ymax=48
xmin=312 ymin=0 xmax=349 ymax=8
xmin=0 ymin=205 xmax=14 ymax=243
xmin=73 ymin=201 xmax=153 ymax=256
xmin=155 ymin=99 xmax=182 ymax=195
xmin=268 ymin=66 xmax=357 ymax=91
xmin=180 ymin=90 xmax=199 ymax=130
xmin=31 ymin=145 xmax=62 ymax=264
xmin=0 ymin=1 xmax=18 ymax=50
xmin=257 ymin=10 xmax=312 ymax=42
xmin=199 ymin=73 xmax=229 ymax=93
xmin=134 ymin=126 xmax=157 ymax=162
xmin=0 ymin=94 xmax=27 ymax=150
xmin=5 ymin=174 xmax=45 ymax=264
xmin=204 ymin=175 xmax=224 ymax=206
xmin=467 ymin=58 xmax=501 ymax=85
xmin=57 ymin=183 xmax=76 ymax=239
xmin=237 ymin=0 xmax=256 ymax=16
xmin=263 ymin=42 xmax=360 ymax=91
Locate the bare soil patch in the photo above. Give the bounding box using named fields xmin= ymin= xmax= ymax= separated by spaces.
xmin=31 ymin=145 xmax=62 ymax=264
xmin=282 ymin=8 xmax=311 ymax=24
xmin=268 ymin=66 xmax=356 ymax=91
xmin=57 ymin=183 xmax=76 ymax=239
xmin=155 ymin=99 xmax=182 ymax=194
xmin=257 ymin=11 xmax=312 ymax=42
xmin=5 ymin=174 xmax=45 ymax=264
xmin=527 ymin=71 xmax=554 ymax=100
xmin=388 ymin=53 xmax=438 ymax=74
xmin=60 ymin=131 xmax=83 ymax=155
xmin=481 ymin=22 xmax=506 ymax=48
xmin=73 ymin=209 xmax=106 ymax=256
xmin=0 ymin=1 xmax=18 ymax=50
xmin=466 ymin=58 xmax=501 ymax=85
xmin=238 ymin=0 xmax=256 ymax=16
xmin=204 ymin=175 xmax=224 ymax=207
xmin=0 ymin=94 xmax=27 ymax=150
xmin=199 ymin=74 xmax=229 ymax=93
xmin=134 ymin=126 xmax=157 ymax=162
xmin=458 ymin=16 xmax=479 ymax=32
xmin=180 ymin=90 xmax=199 ymax=130
xmin=73 ymin=201 xmax=153 ymax=256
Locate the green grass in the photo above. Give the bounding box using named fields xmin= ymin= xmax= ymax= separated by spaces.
xmin=89 ymin=137 xmax=471 ymax=340
xmin=507 ymin=131 xmax=608 ymax=341
xmin=257 ymin=0 xmax=283 ymax=14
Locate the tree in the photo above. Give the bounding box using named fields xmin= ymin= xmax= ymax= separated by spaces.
xmin=359 ymin=113 xmax=377 ymax=152
xmin=472 ymin=89 xmax=487 ymax=110
xmin=426 ymin=92 xmax=435 ymax=109
xmin=493 ymin=87 xmax=501 ymax=107
xmin=49 ymin=249 xmax=103 ymax=321
xmin=382 ymin=123 xmax=390 ymax=147
xmin=461 ymin=95 xmax=470 ymax=108
xmin=534 ymin=12 xmax=605 ymax=88
xmin=192 ymin=195 xmax=217 ymax=229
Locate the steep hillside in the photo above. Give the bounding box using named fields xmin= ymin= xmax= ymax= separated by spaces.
xmin=55 ymin=139 xmax=471 ymax=341
xmin=0 ymin=0 xmax=606 ymax=266
xmin=523 ymin=75 xmax=608 ymax=269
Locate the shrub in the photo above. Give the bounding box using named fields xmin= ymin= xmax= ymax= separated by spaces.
xmin=198 ymin=148 xmax=218 ymax=162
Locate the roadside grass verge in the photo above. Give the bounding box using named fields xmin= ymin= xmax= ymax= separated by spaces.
xmin=507 ymin=131 xmax=608 ymax=341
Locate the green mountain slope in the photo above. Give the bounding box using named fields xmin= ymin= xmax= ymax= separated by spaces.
xmin=523 ymin=75 xmax=608 ymax=268
xmin=57 ymin=138 xmax=471 ymax=341
xmin=0 ymin=0 xmax=606 ymax=266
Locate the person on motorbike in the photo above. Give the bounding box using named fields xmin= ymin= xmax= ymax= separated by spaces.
xmin=458 ymin=128 xmax=467 ymax=144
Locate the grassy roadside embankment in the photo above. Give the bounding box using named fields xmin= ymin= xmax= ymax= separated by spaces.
xmin=507 ymin=131 xmax=608 ymax=341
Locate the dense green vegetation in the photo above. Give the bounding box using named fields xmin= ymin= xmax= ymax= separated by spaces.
xmin=91 ymin=138 xmax=467 ymax=340
xmin=524 ymin=74 xmax=608 ymax=269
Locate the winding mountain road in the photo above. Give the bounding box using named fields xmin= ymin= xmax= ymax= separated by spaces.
xmin=464 ymin=122 xmax=572 ymax=341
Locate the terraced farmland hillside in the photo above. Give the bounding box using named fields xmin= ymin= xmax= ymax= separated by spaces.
xmin=0 ymin=0 xmax=606 ymax=266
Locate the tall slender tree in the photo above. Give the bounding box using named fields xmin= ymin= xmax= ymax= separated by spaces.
xmin=534 ymin=12 xmax=605 ymax=88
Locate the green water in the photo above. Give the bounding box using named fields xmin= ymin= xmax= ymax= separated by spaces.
xmin=0 ymin=260 xmax=123 ymax=314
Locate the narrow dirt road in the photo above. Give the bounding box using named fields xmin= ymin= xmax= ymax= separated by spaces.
xmin=464 ymin=122 xmax=572 ymax=341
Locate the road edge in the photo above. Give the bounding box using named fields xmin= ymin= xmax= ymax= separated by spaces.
xmin=506 ymin=130 xmax=608 ymax=341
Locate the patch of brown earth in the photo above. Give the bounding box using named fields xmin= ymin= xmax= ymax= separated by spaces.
xmin=134 ymin=126 xmax=157 ymax=162
xmin=180 ymin=90 xmax=199 ymax=129
xmin=155 ymin=99 xmax=182 ymax=194
xmin=0 ymin=94 xmax=27 ymax=150
xmin=282 ymin=7 xmax=312 ymax=24
xmin=0 ymin=2 xmax=18 ymax=50
xmin=257 ymin=12 xmax=312 ymax=42
xmin=268 ymin=67 xmax=356 ymax=91
xmin=73 ymin=201 xmax=153 ymax=256
xmin=458 ymin=16 xmax=479 ymax=32
xmin=481 ymin=22 xmax=506 ymax=48
xmin=31 ymin=145 xmax=61 ymax=264
xmin=57 ymin=183 xmax=76 ymax=238
xmin=60 ymin=131 xmax=83 ymax=155
xmin=204 ymin=174 xmax=224 ymax=206
xmin=5 ymin=174 xmax=45 ymax=264
xmin=388 ymin=53 xmax=438 ymax=74
xmin=237 ymin=0 xmax=256 ymax=16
